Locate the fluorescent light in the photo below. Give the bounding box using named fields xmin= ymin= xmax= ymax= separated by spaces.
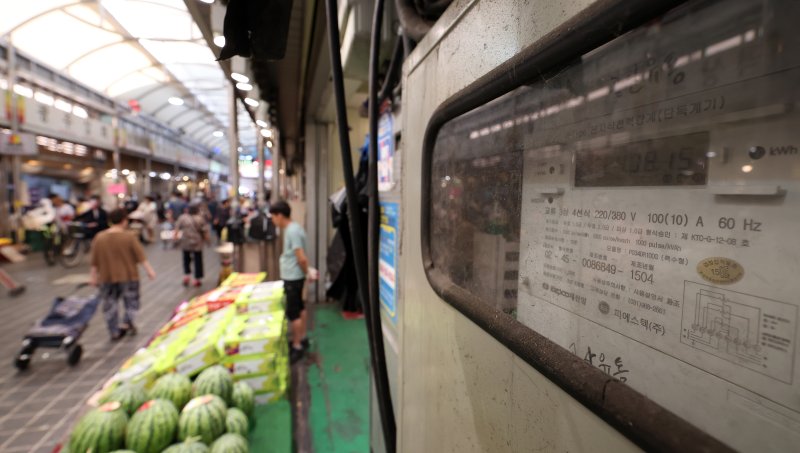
xmin=14 ymin=84 xmax=33 ymax=98
xmin=73 ymin=106 xmax=88 ymax=119
xmin=741 ymin=165 xmax=753 ymax=173
xmin=213 ymin=35 xmax=226 ymax=47
xmin=231 ymin=72 xmax=249 ymax=83
xmin=55 ymin=99 xmax=72 ymax=113
xmin=244 ymin=97 xmax=259 ymax=107
xmin=213 ymin=130 xmax=224 ymax=138
xmin=160 ymin=172 xmax=171 ymax=180
xmin=256 ymin=120 xmax=267 ymax=127
xmin=122 ymin=169 xmax=130 ymax=175
xmin=168 ymin=97 xmax=184 ymax=106
xmin=149 ymin=171 xmax=157 ymax=177
xmin=266 ymin=140 xmax=273 ymax=148
xmin=236 ymin=82 xmax=253 ymax=91
xmin=34 ymin=92 xmax=54 ymax=106
xmin=260 ymin=129 xmax=272 ymax=138
xmin=198 ymin=0 xmax=215 ymax=3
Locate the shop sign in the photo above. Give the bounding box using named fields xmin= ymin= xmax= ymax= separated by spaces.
xmin=379 ymin=202 xmax=399 ymax=325
xmin=0 ymin=131 xmax=35 ymax=155
xmin=377 ymin=113 xmax=395 ymax=191
xmin=106 ymin=183 xmax=127 ymax=195
xmin=24 ymin=97 xmax=113 ymax=150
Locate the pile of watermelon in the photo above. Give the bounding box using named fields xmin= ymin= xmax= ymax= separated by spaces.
xmin=66 ymin=366 xmax=255 ymax=453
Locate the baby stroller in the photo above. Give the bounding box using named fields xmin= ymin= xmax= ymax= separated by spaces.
xmin=14 ymin=283 xmax=100 ymax=370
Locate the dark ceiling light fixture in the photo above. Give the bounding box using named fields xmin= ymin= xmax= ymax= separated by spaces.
xmin=216 ymin=0 xmax=294 ymax=61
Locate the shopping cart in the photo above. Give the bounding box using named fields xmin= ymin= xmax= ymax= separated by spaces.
xmin=14 ymin=283 xmax=100 ymax=370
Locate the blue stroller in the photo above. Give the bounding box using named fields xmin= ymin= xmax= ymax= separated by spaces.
xmin=15 ymin=283 xmax=100 ymax=370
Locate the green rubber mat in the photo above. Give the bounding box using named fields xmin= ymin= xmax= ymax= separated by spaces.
xmin=249 ymin=399 xmax=292 ymax=452
xmin=308 ymin=305 xmax=370 ymax=452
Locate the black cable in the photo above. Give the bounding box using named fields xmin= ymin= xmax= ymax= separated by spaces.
xmin=378 ymin=33 xmax=404 ymax=102
xmin=324 ymin=0 xmax=397 ymax=450
xmin=394 ymin=0 xmax=433 ymax=41
xmin=368 ymin=0 xmax=398 ymax=449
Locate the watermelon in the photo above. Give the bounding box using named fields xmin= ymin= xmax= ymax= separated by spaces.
xmin=207 ymin=394 xmax=228 ymax=413
xmin=100 ymin=383 xmax=148 ymax=415
xmin=178 ymin=395 xmax=227 ymax=445
xmin=150 ymin=373 xmax=193 ymax=410
xmin=125 ymin=399 xmax=179 ymax=453
xmin=193 ymin=366 xmax=234 ymax=405
xmin=231 ymin=382 xmax=255 ymax=418
xmin=69 ymin=401 xmax=129 ymax=453
xmin=162 ymin=438 xmax=209 ymax=453
xmin=210 ymin=433 xmax=249 ymax=453
xmin=225 ymin=408 xmax=249 ymax=436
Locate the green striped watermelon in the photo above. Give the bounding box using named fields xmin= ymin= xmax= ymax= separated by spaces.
xmin=231 ymin=382 xmax=255 ymax=418
xmin=69 ymin=401 xmax=129 ymax=453
xmin=209 ymin=433 xmax=249 ymax=453
xmin=192 ymin=366 xmax=234 ymax=405
xmin=178 ymin=395 xmax=227 ymax=445
xmin=150 ymin=373 xmax=193 ymax=410
xmin=162 ymin=438 xmax=209 ymax=453
xmin=225 ymin=407 xmax=249 ymax=436
xmin=100 ymin=383 xmax=148 ymax=415
xmin=125 ymin=399 xmax=179 ymax=453
xmin=207 ymin=394 xmax=228 ymax=413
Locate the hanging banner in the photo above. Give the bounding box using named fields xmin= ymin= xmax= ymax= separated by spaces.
xmin=379 ymin=202 xmax=399 ymax=324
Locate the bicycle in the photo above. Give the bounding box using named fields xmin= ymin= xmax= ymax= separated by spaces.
xmin=59 ymin=222 xmax=92 ymax=268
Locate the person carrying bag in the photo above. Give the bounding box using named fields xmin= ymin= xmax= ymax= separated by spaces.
xmin=174 ymin=204 xmax=210 ymax=287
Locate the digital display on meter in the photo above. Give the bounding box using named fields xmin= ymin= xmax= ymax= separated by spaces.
xmin=574 ymin=132 xmax=709 ymax=187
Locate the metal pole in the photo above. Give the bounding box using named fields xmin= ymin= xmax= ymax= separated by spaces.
xmin=256 ymin=127 xmax=265 ymax=207
xmin=228 ymin=83 xmax=239 ymax=212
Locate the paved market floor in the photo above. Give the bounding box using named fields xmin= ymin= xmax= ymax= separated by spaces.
xmin=0 ymin=243 xmax=220 ymax=452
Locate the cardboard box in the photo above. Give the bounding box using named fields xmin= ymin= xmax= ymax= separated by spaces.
xmin=221 ymin=272 xmax=267 ymax=287
xmin=107 ymin=348 xmax=161 ymax=389
xmin=222 ymin=312 xmax=285 ymax=356
xmin=234 ymin=282 xmax=284 ymax=315
xmin=221 ymin=353 xmax=283 ymax=377
xmin=186 ymin=286 xmax=244 ymax=313
xmin=150 ymin=311 xmax=205 ymax=347
xmin=234 ymin=366 xmax=288 ymax=394
xmin=170 ymin=307 xmax=235 ymax=376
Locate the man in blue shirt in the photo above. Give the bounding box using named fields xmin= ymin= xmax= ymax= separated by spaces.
xmin=269 ymin=201 xmax=313 ymax=363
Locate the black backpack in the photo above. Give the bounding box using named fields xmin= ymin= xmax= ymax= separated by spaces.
xmin=249 ymin=212 xmax=276 ymax=241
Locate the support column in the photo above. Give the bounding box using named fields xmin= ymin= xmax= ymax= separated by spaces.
xmin=227 ymin=83 xmax=244 ymax=271
xmin=7 ymin=39 xmax=23 ymax=239
xmin=272 ymin=130 xmax=281 ymax=202
xmin=228 ymin=84 xmax=239 ymax=212
xmin=256 ymin=127 xmax=266 ymax=207
xmin=0 ymin=156 xmax=9 ymax=238
xmin=144 ymin=158 xmax=152 ymax=195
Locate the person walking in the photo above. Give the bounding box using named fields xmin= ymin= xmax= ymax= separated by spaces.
xmin=76 ymin=194 xmax=109 ymax=240
xmin=89 ymin=208 xmax=156 ymax=341
xmin=174 ymin=203 xmax=210 ymax=287
xmin=269 ymin=201 xmax=317 ymax=363
xmin=213 ymin=198 xmax=231 ymax=243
